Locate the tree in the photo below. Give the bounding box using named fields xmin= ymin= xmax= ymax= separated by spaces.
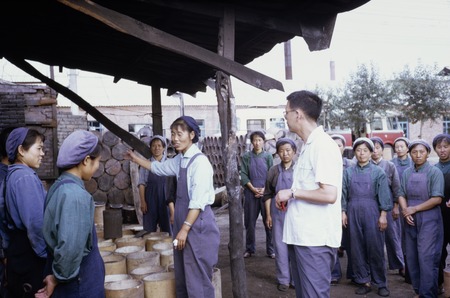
xmin=392 ymin=62 xmax=450 ymax=138
xmin=333 ymin=63 xmax=393 ymax=137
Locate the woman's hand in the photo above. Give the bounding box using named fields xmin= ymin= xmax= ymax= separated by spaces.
xmin=392 ymin=203 xmax=400 ymax=220
xmin=174 ymin=228 xmax=189 ymax=250
xmin=266 ymin=214 xmax=272 ymax=229
xmin=35 ymin=275 xmax=57 ymax=298
xmin=378 ymin=212 xmax=387 ymax=232
xmin=402 ymin=206 xmax=417 ymax=218
xmin=140 ymin=201 xmax=148 ymax=214
xmin=342 ymin=212 xmax=348 ymax=228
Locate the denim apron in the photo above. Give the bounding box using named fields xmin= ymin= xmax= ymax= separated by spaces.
xmin=404 ymin=164 xmax=443 ymax=297
xmin=244 ymin=152 xmax=272 ymax=255
xmin=271 ymin=164 xmax=293 ymax=285
xmin=173 ymin=153 xmax=220 ymax=298
xmin=144 ymin=169 xmax=171 ymax=234
xmin=347 ymin=165 xmax=387 ymax=287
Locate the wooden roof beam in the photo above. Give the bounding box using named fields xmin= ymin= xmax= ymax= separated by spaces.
xmin=58 ymin=0 xmax=284 ymax=92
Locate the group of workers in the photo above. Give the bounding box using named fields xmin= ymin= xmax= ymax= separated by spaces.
xmin=241 ymin=91 xmax=450 ymax=298
xmin=0 ymin=89 xmax=449 ymax=298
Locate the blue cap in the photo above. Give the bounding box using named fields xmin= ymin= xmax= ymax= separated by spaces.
xmin=179 ymin=116 xmax=200 ymax=143
xmin=57 ymin=130 xmax=99 ymax=168
xmin=353 ymin=137 xmax=374 ymax=152
xmin=394 ymin=137 xmax=410 ymax=147
xmin=409 ymin=139 xmax=431 ymax=153
xmin=276 ymin=138 xmax=297 ymax=152
xmin=370 ymin=137 xmax=384 ymax=149
xmin=6 ymin=127 xmax=29 ymax=162
xmin=331 ymin=134 xmax=346 ymax=147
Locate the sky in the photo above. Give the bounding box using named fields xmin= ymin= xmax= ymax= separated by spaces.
xmin=1 ymin=0 xmax=449 ymax=108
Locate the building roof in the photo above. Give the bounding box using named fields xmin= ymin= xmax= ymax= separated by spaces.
xmin=0 ymin=0 xmax=369 ymax=96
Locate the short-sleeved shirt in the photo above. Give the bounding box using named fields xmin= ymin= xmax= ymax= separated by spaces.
xmin=341 ymin=162 xmax=393 ymax=212
xmin=151 ymin=144 xmax=214 ymax=210
xmin=399 ymin=161 xmax=444 ymax=199
xmin=282 ymin=126 xmax=343 ymax=247
xmin=263 ymin=161 xmax=295 ymax=202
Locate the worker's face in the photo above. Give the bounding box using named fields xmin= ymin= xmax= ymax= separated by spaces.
xmin=435 ymin=140 xmax=450 ymax=163
xmin=334 ymin=139 xmax=345 ymax=156
xmin=171 ymin=126 xmax=194 ymax=154
xmin=18 ymin=137 xmax=45 ymax=169
xmin=354 ymin=143 xmax=372 ymax=165
xmin=251 ymin=136 xmax=264 ymax=153
xmin=277 ymin=143 xmax=295 ymax=164
xmin=410 ymin=144 xmax=429 ymax=167
xmin=150 ymin=139 xmax=165 ymax=159
xmin=284 ymin=101 xmax=300 ymax=132
xmin=371 ymin=142 xmax=383 ymax=161
xmin=82 ymin=155 xmax=100 ymax=181
xmin=395 ymin=141 xmax=409 ymax=158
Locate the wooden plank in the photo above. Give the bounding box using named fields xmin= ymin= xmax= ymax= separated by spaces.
xmin=143 ymin=1 xmax=303 ymax=36
xmin=58 ymin=0 xmax=284 ymax=92
xmin=6 ymin=57 xmax=152 ymax=159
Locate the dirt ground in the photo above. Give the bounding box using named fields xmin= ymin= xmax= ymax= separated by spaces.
xmin=214 ymin=207 xmax=434 ymax=298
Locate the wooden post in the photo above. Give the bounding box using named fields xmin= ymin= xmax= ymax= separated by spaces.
xmin=217 ymin=7 xmax=248 ymax=298
xmin=151 ymin=86 xmax=163 ymax=136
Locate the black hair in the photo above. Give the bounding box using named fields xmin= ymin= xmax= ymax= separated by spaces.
xmin=432 ymin=134 xmax=450 ymax=150
xmin=88 ymin=141 xmax=103 ymax=159
xmin=10 ymin=129 xmax=46 ymax=163
xmin=150 ymin=137 xmax=166 ymax=148
xmin=0 ymin=127 xmax=16 ymax=159
xmin=286 ymin=90 xmax=323 ymax=122
xmin=250 ymin=130 xmax=265 ymax=142
xmin=353 ymin=141 xmax=374 ymax=153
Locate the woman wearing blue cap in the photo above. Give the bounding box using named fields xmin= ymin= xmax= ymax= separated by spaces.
xmin=126 ymin=116 xmax=220 ymax=298
xmin=432 ymin=134 xmax=450 ymax=294
xmin=398 ymin=139 xmax=444 ymax=297
xmin=3 ymin=127 xmax=47 ymax=297
xmin=392 ymin=137 xmax=412 ymax=180
xmin=138 ymin=135 xmax=172 ymax=234
xmin=341 ymin=138 xmax=391 ymax=296
xmin=370 ymin=137 xmax=405 ymax=278
xmin=263 ymin=138 xmax=296 ymax=291
xmin=36 ymin=130 xmax=105 ymax=298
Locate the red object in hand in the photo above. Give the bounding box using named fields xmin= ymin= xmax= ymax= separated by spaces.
xmin=280 ymin=201 xmax=286 ymax=211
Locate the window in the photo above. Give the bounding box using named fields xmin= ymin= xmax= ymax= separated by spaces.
xmin=247 ymin=119 xmax=265 ymax=131
xmin=196 ymin=119 xmax=205 ymax=137
xmin=443 ymin=117 xmax=450 ymax=134
xmin=88 ymin=121 xmax=103 ymax=132
xmin=372 ymin=117 xmax=383 ymax=130
xmin=269 ymin=117 xmax=285 ymax=129
xmin=395 ymin=117 xmax=409 ymax=138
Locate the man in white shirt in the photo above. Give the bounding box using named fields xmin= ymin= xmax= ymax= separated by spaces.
xmin=276 ymin=90 xmax=343 ymax=297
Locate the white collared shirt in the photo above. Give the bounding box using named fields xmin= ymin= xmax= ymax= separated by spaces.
xmin=282 ymin=126 xmax=343 ymax=247
xmin=151 ymin=144 xmax=215 ymax=210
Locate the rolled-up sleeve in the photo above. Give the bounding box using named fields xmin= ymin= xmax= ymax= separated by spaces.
xmin=188 ymin=155 xmax=215 ymax=210
xmin=341 ymin=168 xmax=350 ymax=212
xmin=376 ymin=170 xmax=393 ymax=211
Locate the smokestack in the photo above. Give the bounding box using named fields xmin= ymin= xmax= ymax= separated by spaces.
xmin=330 ymin=60 xmax=336 ymax=81
xmin=284 ymin=40 xmax=293 ymax=80
xmin=68 ymin=69 xmax=79 ymax=115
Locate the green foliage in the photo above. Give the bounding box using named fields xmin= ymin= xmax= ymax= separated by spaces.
xmin=392 ymin=63 xmax=450 ymax=125
xmin=332 ymin=63 xmax=393 ymax=137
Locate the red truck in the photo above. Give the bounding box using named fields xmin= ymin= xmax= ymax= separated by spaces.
xmin=327 ymin=115 xmax=404 ymax=159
